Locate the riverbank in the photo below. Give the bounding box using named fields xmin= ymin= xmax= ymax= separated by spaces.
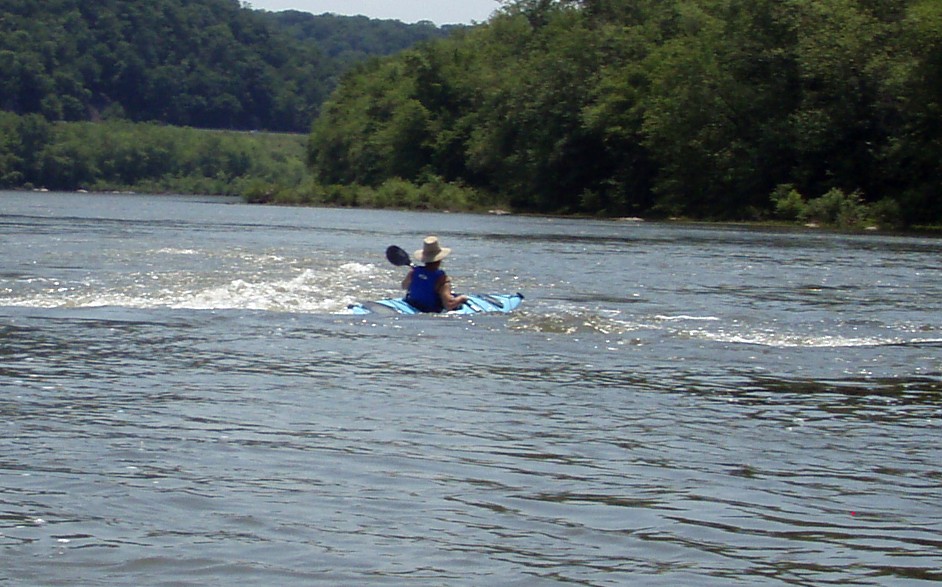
xmin=3 ymin=115 xmax=935 ymax=233
xmin=12 ymin=185 xmax=942 ymax=239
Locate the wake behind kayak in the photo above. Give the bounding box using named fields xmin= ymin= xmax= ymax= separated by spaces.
xmin=348 ymin=293 xmax=524 ymax=315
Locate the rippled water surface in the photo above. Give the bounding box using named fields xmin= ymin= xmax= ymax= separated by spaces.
xmin=2 ymin=192 xmax=941 ymax=585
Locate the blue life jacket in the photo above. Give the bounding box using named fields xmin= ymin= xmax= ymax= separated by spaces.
xmin=406 ymin=266 xmax=445 ymax=313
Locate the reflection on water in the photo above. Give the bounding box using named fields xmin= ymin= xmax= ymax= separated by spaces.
xmin=1 ymin=192 xmax=941 ymax=586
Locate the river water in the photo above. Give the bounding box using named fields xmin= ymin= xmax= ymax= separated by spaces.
xmin=1 ymin=191 xmax=940 ymax=586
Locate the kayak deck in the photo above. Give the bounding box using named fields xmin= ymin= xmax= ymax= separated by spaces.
xmin=348 ymin=292 xmax=524 ymax=315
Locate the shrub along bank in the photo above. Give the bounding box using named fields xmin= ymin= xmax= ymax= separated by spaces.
xmin=0 ymin=113 xmax=307 ymax=196
xmin=0 ymin=112 xmax=931 ymax=231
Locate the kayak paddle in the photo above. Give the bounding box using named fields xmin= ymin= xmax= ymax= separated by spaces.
xmin=385 ymin=245 xmax=414 ymax=268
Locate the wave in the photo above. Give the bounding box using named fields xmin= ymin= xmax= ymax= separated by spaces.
xmin=506 ymin=305 xmax=934 ymax=349
xmin=0 ymin=265 xmax=379 ymax=314
xmin=4 ymin=269 xmax=936 ymax=351
xmin=654 ymin=314 xmax=720 ymax=322
xmin=686 ymin=329 xmax=909 ymax=348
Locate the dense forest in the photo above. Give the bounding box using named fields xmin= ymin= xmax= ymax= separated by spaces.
xmin=0 ymin=0 xmax=453 ymax=131
xmin=2 ymin=0 xmax=939 ymax=228
xmin=264 ymin=11 xmax=460 ymax=67
xmin=307 ymin=0 xmax=941 ymax=227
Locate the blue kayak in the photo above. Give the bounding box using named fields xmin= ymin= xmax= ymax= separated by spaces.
xmin=348 ymin=293 xmax=524 ymax=315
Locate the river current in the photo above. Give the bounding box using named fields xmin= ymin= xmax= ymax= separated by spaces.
xmin=1 ymin=191 xmax=940 ymax=585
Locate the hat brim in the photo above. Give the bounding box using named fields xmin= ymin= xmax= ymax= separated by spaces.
xmin=414 ymin=247 xmax=451 ymax=263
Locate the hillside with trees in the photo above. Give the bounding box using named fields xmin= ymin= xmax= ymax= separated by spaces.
xmin=2 ymin=0 xmax=939 ymax=229
xmin=306 ymin=0 xmax=941 ymax=228
xmin=261 ymin=11 xmax=460 ymax=68
xmin=0 ymin=0 xmax=454 ymax=132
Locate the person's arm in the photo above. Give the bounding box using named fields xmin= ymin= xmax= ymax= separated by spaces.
xmin=437 ymin=275 xmax=468 ymax=311
xmin=401 ymin=268 xmax=414 ymax=290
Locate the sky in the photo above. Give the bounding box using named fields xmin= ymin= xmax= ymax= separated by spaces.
xmin=243 ymin=1 xmax=502 ymax=25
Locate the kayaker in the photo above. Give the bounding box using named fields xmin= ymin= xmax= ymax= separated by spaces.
xmin=401 ymin=236 xmax=469 ymax=312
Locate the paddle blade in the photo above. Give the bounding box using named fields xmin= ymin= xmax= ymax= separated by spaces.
xmin=385 ymin=245 xmax=412 ymax=267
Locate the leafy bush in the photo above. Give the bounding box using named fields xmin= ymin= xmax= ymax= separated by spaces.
xmin=770 ymin=184 xmax=805 ymax=221
xmin=415 ymin=175 xmax=473 ymax=211
xmin=869 ymin=198 xmax=903 ymax=230
xmin=800 ymin=188 xmax=869 ymax=229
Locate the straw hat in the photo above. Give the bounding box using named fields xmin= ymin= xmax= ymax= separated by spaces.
xmin=415 ymin=236 xmax=451 ymax=264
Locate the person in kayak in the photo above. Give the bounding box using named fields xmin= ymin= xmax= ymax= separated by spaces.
xmin=401 ymin=236 xmax=469 ymax=312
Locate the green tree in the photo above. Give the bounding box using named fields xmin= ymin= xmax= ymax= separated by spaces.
xmin=786 ymin=0 xmax=885 ymax=198
xmin=875 ymin=0 xmax=942 ymax=224
xmin=0 ymin=111 xmax=26 ymax=186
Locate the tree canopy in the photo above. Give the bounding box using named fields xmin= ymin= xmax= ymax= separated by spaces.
xmin=308 ymin=0 xmax=942 ymax=226
xmin=0 ymin=0 xmax=454 ymax=131
xmin=3 ymin=0 xmax=938 ymax=227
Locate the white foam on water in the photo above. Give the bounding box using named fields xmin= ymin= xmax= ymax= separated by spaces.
xmin=0 ymin=264 xmax=384 ymax=314
xmin=168 ymin=274 xmax=337 ymax=312
xmin=687 ymin=328 xmax=904 ymax=348
xmin=154 ymin=248 xmax=200 ymax=256
xmin=338 ymin=261 xmax=375 ymax=275
xmin=654 ymin=314 xmax=721 ymax=322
